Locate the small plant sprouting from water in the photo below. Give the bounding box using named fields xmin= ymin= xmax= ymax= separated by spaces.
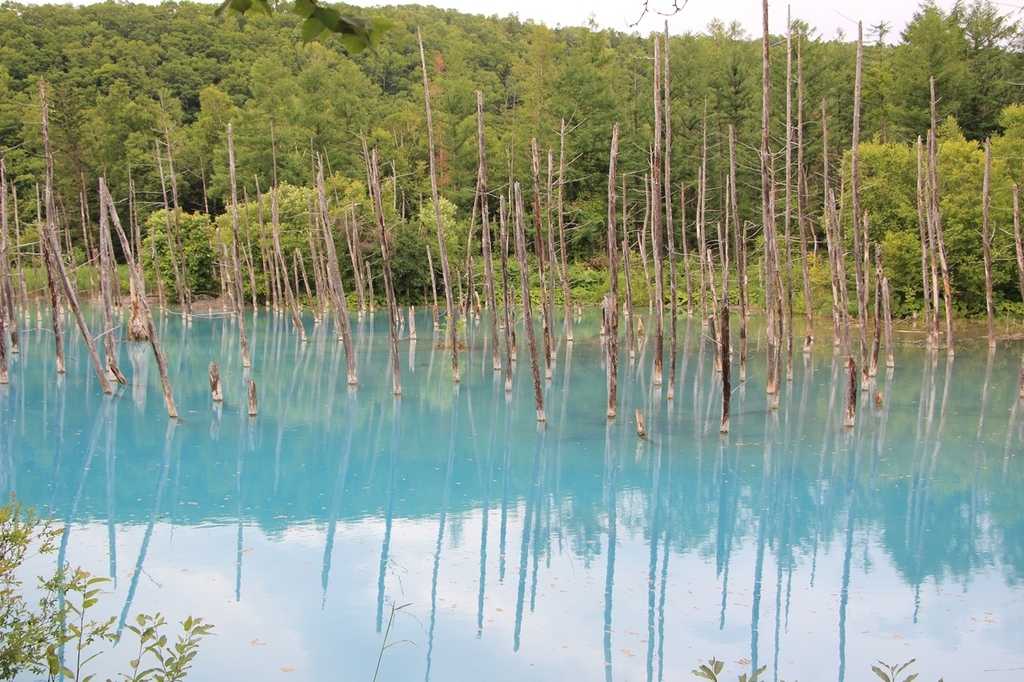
xmin=871 ymin=658 xmax=942 ymax=682
xmin=691 ymin=658 xmax=768 ymax=682
xmin=691 ymin=655 xmax=943 ymax=682
xmin=372 ymin=600 xmax=414 ymax=682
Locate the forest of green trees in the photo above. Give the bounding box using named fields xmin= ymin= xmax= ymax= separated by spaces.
xmin=1 ymin=0 xmax=1023 ymax=317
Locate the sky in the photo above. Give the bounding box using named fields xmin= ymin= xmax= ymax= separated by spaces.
xmin=430 ymin=0 xmax=965 ymax=42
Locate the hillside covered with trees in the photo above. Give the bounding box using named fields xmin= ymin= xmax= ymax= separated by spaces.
xmin=1 ymin=0 xmax=1023 ymax=317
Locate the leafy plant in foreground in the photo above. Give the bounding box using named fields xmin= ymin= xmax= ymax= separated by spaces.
xmin=0 ymin=497 xmax=213 ymax=681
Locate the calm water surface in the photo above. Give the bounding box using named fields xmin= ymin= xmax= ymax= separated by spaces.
xmin=3 ymin=307 xmax=1024 ymax=681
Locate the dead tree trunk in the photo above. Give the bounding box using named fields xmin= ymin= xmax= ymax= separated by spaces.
xmin=916 ymin=137 xmax=935 ymax=349
xmin=929 ymin=78 xmax=954 ymax=356
xmin=247 ymin=379 xmax=258 ymax=417
xmin=209 ymin=361 xmax=223 ymax=403
xmin=982 ymin=138 xmax=996 ymax=349
xmin=531 ymin=139 xmax=553 ymax=380
xmin=664 ymin=25 xmax=678 ymax=401
xmin=728 ymin=125 xmax=747 ymax=382
xmin=418 ymin=28 xmax=460 ymax=382
xmin=875 ymin=243 xmax=895 ymax=368
xmin=477 ymin=92 xmax=501 ymax=371
xmin=1014 ymin=184 xmax=1024 ymax=307
xmin=316 ymin=157 xmax=357 ymax=385
xmin=271 ymin=188 xmax=306 ymax=342
xmin=513 ymin=182 xmax=545 ymax=422
xmin=369 ymin=148 xmax=402 ymax=396
xmin=784 ymin=9 xmax=795 ymax=380
xmin=761 ymin=0 xmax=782 ymax=406
xmin=98 ymin=190 xmax=127 ymax=384
xmin=651 ymin=35 xmax=665 ymax=388
xmin=607 ymin=124 xmax=620 ymax=419
xmin=101 ymin=180 xmax=178 ymax=419
xmin=40 ymin=78 xmax=112 ymax=394
xmin=851 ymin=23 xmax=870 ymax=389
xmin=796 ymin=30 xmax=813 ymax=351
xmin=0 ymin=159 xmax=19 ymax=356
xmin=557 ymin=118 xmax=572 ymax=343
xmin=843 ymin=356 xmax=857 ymax=428
xmin=160 ymin=108 xmax=192 ymax=317
xmin=499 ymin=195 xmax=515 ymax=392
xmin=226 ymin=123 xmax=252 ymax=369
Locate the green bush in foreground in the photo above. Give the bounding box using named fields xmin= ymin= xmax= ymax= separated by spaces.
xmin=0 ymin=497 xmax=212 ymax=681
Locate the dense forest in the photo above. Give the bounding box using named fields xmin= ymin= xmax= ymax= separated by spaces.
xmin=1 ymin=0 xmax=1024 ymax=318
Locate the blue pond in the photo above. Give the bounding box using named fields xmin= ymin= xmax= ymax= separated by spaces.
xmin=3 ymin=306 xmax=1024 ymax=681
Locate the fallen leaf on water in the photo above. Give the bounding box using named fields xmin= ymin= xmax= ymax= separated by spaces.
xmin=280 ymin=667 xmax=295 ymax=673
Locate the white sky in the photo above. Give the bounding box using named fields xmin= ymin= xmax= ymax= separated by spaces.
xmin=432 ymin=0 xmax=966 ymax=41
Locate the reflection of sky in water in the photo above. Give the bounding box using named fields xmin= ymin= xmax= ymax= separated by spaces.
xmin=3 ymin=308 xmax=1024 ymax=681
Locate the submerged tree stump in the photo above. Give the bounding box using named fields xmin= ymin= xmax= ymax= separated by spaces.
xmin=247 ymin=379 xmax=257 ymax=417
xmin=843 ymin=356 xmax=857 ymax=428
xmin=209 ymin=362 xmax=223 ymax=403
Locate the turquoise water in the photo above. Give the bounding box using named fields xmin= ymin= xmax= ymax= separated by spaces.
xmin=3 ymin=307 xmax=1024 ymax=681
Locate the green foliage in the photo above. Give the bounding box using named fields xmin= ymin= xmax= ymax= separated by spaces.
xmin=120 ymin=613 xmax=214 ymax=682
xmin=142 ymin=210 xmax=219 ymax=298
xmin=214 ymin=0 xmax=391 ymax=51
xmin=0 ymin=497 xmax=213 ymax=681
xmin=0 ymin=498 xmax=65 ymax=680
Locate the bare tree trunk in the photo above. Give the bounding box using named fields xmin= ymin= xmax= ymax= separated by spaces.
xmin=761 ymin=0 xmax=782 ymax=406
xmin=531 ymin=139 xmax=552 ymax=380
xmin=513 ymin=183 xmax=545 ymax=422
xmin=226 ymin=123 xmax=251 ymax=369
xmin=160 ymin=106 xmax=192 ymax=317
xmin=720 ymin=294 xmax=731 ymax=434
xmin=916 ymin=137 xmax=935 ymax=349
xmin=929 ymin=78 xmax=954 ymax=357
xmin=247 ymin=379 xmax=258 ymax=417
xmin=843 ymin=356 xmax=857 ymax=428
xmin=663 ymin=24 xmax=678 ymax=401
xmin=101 ymin=180 xmax=178 ymax=418
xmin=606 ymin=124 xmax=620 ymax=419
xmin=1014 ymin=184 xmax=1024 ymax=306
xmin=98 ymin=188 xmax=127 ymax=383
xmin=982 ymin=138 xmax=996 ymax=348
xmin=622 ymin=235 xmax=636 ymax=359
xmin=477 ymin=92 xmax=500 ymax=371
xmin=419 ymin=29 xmax=459 ymax=382
xmin=369 ymin=148 xmax=401 ymax=395
xmin=271 ymin=188 xmax=306 ymax=342
xmin=796 ymin=30 xmax=813 ymax=351
xmin=427 ymin=245 xmax=440 ymax=330
xmin=784 ymin=9 xmax=795 ymax=381
xmin=651 ymin=35 xmax=665 ymax=387
xmin=851 ymin=23 xmax=870 ymax=389
xmin=697 ymin=117 xmax=709 ymax=324
xmin=316 ymin=157 xmax=357 ymax=385
xmin=728 ymin=126 xmax=747 ymax=382
xmin=0 ymin=159 xmax=19 ymax=355
xmin=209 ymin=361 xmax=223 ymax=403
xmin=155 ymin=141 xmax=186 ymax=309
xmin=499 ymin=195 xmax=515 ymax=391
xmin=41 ymin=79 xmax=112 ymax=394
xmin=557 ymin=118 xmax=572 ymax=342
xmin=680 ymin=181 xmax=693 ymax=316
